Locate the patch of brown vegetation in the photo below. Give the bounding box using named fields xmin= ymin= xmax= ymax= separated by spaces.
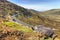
xmin=0 ymin=28 xmax=42 ymax=40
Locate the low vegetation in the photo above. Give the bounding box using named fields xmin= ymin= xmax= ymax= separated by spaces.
xmin=0 ymin=0 xmax=60 ymax=40
xmin=5 ymin=22 xmax=33 ymax=32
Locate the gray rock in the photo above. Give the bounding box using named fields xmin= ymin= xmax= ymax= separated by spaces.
xmin=34 ymin=25 xmax=54 ymax=37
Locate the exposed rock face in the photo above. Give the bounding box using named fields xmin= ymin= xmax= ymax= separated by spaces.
xmin=34 ymin=25 xmax=54 ymax=37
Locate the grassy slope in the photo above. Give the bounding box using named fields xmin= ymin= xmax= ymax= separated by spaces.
xmin=0 ymin=0 xmax=60 ymax=38
xmin=5 ymin=22 xmax=33 ymax=32
xmin=39 ymin=9 xmax=60 ymax=37
xmin=40 ymin=9 xmax=60 ymax=22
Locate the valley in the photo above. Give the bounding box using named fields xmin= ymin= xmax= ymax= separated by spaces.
xmin=0 ymin=0 xmax=60 ymax=40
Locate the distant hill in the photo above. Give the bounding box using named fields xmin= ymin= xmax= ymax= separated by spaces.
xmin=28 ymin=9 xmax=41 ymax=14
xmin=40 ymin=9 xmax=60 ymax=22
xmin=41 ymin=9 xmax=60 ymax=15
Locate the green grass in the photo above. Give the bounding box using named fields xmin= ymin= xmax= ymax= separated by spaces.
xmin=5 ymin=22 xmax=33 ymax=32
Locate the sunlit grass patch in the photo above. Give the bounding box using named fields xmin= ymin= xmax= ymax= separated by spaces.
xmin=5 ymin=22 xmax=33 ymax=32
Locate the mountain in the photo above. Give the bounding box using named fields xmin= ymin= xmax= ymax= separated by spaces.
xmin=0 ymin=0 xmax=60 ymax=40
xmin=40 ymin=9 xmax=60 ymax=15
xmin=0 ymin=0 xmax=45 ymax=26
xmin=28 ymin=9 xmax=41 ymax=14
xmin=40 ymin=9 xmax=60 ymax=25
xmin=0 ymin=0 xmax=47 ymax=40
xmin=39 ymin=9 xmax=60 ymax=38
xmin=0 ymin=0 xmax=32 ymax=17
xmin=0 ymin=0 xmax=41 ymax=40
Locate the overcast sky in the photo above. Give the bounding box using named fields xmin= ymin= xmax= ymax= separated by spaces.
xmin=8 ymin=0 xmax=60 ymax=11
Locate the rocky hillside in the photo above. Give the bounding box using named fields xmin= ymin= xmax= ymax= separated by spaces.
xmin=0 ymin=0 xmax=60 ymax=40
xmin=39 ymin=9 xmax=60 ymax=37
